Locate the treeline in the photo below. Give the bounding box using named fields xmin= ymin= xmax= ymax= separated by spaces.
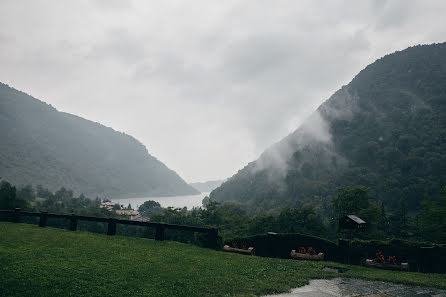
xmin=0 ymin=180 xmax=106 ymax=216
xmin=149 ymin=186 xmax=446 ymax=244
xmin=1 ymin=180 xmax=445 ymax=245
xmin=0 ymin=180 xmax=139 ymax=236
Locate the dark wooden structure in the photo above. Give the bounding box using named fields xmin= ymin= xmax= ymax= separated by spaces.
xmin=338 ymin=215 xmax=366 ymax=262
xmin=338 ymin=215 xmax=366 ymax=230
xmin=0 ymin=208 xmax=218 ymax=249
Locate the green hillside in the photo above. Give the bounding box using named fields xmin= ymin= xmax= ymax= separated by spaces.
xmin=1 ymin=222 xmax=445 ymax=297
xmin=210 ymin=43 xmax=446 ymax=213
xmin=0 ymin=83 xmax=199 ymax=198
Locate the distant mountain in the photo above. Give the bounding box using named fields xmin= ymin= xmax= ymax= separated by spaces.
xmin=210 ymin=43 xmax=446 ymax=213
xmin=190 ymin=180 xmax=224 ymax=193
xmin=0 ymin=82 xmax=199 ymax=198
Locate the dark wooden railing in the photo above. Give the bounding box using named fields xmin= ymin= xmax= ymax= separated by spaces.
xmin=0 ymin=208 xmax=218 ymax=249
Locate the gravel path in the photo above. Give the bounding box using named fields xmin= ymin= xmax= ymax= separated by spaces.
xmin=263 ymin=278 xmax=446 ymax=297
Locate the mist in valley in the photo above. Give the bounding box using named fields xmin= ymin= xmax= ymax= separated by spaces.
xmin=1 ymin=4 xmax=446 ymax=295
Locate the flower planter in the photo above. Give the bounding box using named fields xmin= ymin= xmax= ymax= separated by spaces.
xmin=365 ymin=259 xmax=409 ymax=271
xmin=223 ymin=245 xmax=255 ymax=256
xmin=290 ymin=250 xmax=325 ymax=260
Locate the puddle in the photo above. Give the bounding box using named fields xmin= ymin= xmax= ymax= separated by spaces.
xmin=262 ymin=278 xmax=446 ymax=297
xmin=322 ymin=266 xmax=349 ymax=273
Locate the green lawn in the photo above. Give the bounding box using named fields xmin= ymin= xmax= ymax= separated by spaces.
xmin=0 ymin=222 xmax=445 ymax=297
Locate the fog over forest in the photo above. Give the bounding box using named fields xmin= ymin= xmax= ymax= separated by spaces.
xmin=1 ymin=1 xmax=446 ymax=182
xmin=2 ymin=2 xmax=446 ymax=296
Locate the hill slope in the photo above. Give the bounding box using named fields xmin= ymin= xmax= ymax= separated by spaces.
xmin=210 ymin=43 xmax=446 ymax=212
xmin=0 ymin=83 xmax=199 ymax=197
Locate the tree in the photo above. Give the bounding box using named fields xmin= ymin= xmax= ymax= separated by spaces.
xmin=36 ymin=185 xmax=52 ymax=199
xmin=276 ymin=206 xmax=326 ymax=235
xmin=202 ymin=196 xmax=210 ymax=208
xmin=332 ymin=186 xmax=371 ymax=217
xmin=138 ymin=200 xmax=162 ymax=217
xmin=16 ymin=184 xmax=35 ymax=201
xmin=54 ymin=187 xmax=73 ymax=201
xmin=416 ymin=190 xmax=446 ymax=243
xmin=0 ymin=181 xmax=16 ymax=209
xmin=389 ymin=198 xmax=410 ymax=238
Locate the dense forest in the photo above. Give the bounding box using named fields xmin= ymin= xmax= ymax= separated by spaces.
xmin=210 ymin=43 xmax=446 ymax=216
xmin=3 ymin=180 xmax=443 ymax=244
xmin=0 ymin=83 xmax=198 ymax=198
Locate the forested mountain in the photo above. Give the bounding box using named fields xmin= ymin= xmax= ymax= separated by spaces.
xmin=0 ymin=83 xmax=199 ymax=198
xmin=210 ymin=43 xmax=446 ymax=214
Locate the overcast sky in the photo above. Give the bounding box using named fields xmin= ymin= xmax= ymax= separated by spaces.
xmin=0 ymin=1 xmax=445 ymax=183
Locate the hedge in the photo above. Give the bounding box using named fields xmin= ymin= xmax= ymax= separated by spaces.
xmin=225 ymin=233 xmax=340 ymax=261
xmin=348 ymin=239 xmax=446 ymax=273
xmin=226 ymin=233 xmax=446 ymax=273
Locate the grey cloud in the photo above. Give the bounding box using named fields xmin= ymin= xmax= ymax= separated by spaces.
xmin=373 ymin=0 xmax=417 ymax=31
xmin=0 ymin=1 xmax=445 ymax=182
xmin=93 ymin=0 xmax=133 ymax=11
xmin=222 ymin=34 xmax=298 ymax=82
xmin=88 ymin=28 xmax=146 ymax=64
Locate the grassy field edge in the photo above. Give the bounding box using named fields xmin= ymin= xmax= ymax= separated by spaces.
xmin=0 ymin=222 xmax=445 ymax=297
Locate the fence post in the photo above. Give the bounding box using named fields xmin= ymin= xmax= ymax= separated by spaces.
xmin=267 ymin=232 xmax=278 ymax=257
xmin=13 ymin=208 xmax=21 ymax=223
xmin=338 ymin=238 xmax=350 ymax=264
xmin=107 ymin=219 xmax=117 ymax=236
xmin=69 ymin=214 xmax=78 ymax=231
xmin=155 ymin=223 xmax=165 ymax=241
xmin=39 ymin=211 xmax=48 ymax=227
xmin=207 ymin=228 xmax=218 ymax=249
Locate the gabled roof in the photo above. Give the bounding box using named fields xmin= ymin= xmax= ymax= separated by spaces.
xmin=346 ymin=215 xmax=366 ymax=224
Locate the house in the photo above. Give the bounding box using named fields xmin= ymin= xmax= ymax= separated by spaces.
xmin=338 ymin=215 xmax=366 ymax=230
xmin=100 ymin=201 xmax=118 ymax=211
xmin=115 ymin=209 xmax=140 ymax=219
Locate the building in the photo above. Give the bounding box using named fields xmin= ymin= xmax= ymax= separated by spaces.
xmin=99 ymin=201 xmax=118 ymax=211
xmin=115 ymin=209 xmax=140 ymax=219
xmin=338 ymin=215 xmax=366 ymax=230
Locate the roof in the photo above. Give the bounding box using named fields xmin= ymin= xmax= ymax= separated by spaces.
xmin=101 ymin=201 xmax=117 ymax=206
xmin=346 ymin=215 xmax=366 ymax=224
xmin=132 ymin=215 xmax=149 ymax=222
xmin=115 ymin=209 xmax=139 ymax=216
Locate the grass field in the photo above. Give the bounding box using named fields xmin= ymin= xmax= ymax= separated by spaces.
xmin=1 ymin=222 xmax=445 ymax=297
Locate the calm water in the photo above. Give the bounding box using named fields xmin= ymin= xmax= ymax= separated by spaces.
xmin=113 ymin=192 xmax=210 ymax=210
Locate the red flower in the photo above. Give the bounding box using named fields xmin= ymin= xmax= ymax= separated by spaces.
xmin=387 ymin=256 xmax=396 ymax=265
xmin=375 ymin=252 xmax=385 ymax=263
xmin=307 ymin=247 xmax=317 ymax=255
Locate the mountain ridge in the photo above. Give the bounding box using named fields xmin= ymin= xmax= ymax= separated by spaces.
xmin=210 ymin=42 xmax=446 ymax=213
xmin=0 ymin=82 xmax=199 ymax=198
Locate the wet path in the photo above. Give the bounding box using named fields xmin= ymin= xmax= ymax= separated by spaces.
xmin=263 ymin=278 xmax=446 ymax=297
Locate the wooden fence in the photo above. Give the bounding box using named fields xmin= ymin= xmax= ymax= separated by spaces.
xmin=0 ymin=208 xmax=218 ymax=249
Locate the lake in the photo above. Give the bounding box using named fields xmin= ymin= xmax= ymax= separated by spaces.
xmin=112 ymin=192 xmax=210 ymax=210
